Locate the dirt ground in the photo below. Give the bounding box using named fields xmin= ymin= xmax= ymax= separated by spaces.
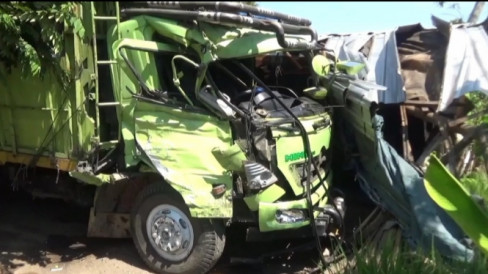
xmin=0 ymin=189 xmax=327 ymax=274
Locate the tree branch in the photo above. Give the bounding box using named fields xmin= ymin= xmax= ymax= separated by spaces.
xmin=468 ymin=1 xmax=485 ymax=23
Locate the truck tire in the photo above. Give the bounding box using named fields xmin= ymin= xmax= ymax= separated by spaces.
xmin=131 ymin=183 xmax=225 ymax=274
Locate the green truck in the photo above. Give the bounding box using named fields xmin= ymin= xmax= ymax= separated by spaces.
xmin=0 ymin=2 xmax=350 ymax=273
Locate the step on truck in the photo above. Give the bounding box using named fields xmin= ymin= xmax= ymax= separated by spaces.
xmin=0 ymin=2 xmax=352 ymax=273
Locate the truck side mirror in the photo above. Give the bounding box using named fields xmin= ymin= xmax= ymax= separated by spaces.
xmin=312 ymin=54 xmax=331 ymax=77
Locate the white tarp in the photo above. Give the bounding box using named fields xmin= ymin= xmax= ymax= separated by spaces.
xmin=321 ymin=31 xmax=406 ymax=104
xmin=439 ymin=24 xmax=488 ymax=111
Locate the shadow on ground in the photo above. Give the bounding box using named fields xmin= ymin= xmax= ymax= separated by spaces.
xmin=0 ymin=187 xmax=325 ymax=274
xmin=0 ymin=163 xmax=375 ymax=274
xmin=0 ymin=188 xmax=148 ymax=273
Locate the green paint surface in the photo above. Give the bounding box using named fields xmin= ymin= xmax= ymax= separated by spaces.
xmin=134 ymin=100 xmax=235 ymax=218
xmin=1 ymin=3 xmax=334 ymax=226
xmin=273 ymin=115 xmax=332 ymax=196
xmin=258 ymin=172 xmax=330 ymax=231
xmin=244 ymin=184 xmax=286 ymax=211
xmin=0 ymin=26 xmax=95 ymax=160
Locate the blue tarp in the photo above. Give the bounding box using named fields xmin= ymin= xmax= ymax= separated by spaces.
xmin=339 ymin=112 xmax=474 ymax=261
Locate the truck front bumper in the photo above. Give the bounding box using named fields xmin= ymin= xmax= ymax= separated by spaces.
xmin=257 ymin=174 xmax=330 ymax=232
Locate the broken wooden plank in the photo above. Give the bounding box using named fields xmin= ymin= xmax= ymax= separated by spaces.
xmin=402 ymin=100 xmax=439 ymax=107
xmin=400 ymin=105 xmax=414 ymax=161
xmin=416 ymin=133 xmax=445 ymax=166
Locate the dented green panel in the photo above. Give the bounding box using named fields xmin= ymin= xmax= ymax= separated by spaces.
xmin=211 ymin=144 xmax=247 ymax=172
xmin=103 ymin=14 xmax=332 ymax=219
xmin=133 ymin=100 xmax=234 ymax=217
xmin=106 ymin=15 xmax=316 ymax=169
xmin=244 ymin=184 xmax=286 ymax=211
xmin=272 ymin=114 xmax=332 ymax=196
xmin=259 ymin=172 xmax=330 ymax=232
xmin=107 ymin=17 xmax=165 ymax=168
xmin=2 ymin=2 xmax=336 ymax=231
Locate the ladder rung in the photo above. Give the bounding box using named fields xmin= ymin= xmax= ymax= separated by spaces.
xmin=97 ymin=102 xmax=120 ymax=107
xmin=97 ymin=60 xmax=117 ymax=65
xmin=94 ymin=16 xmax=118 ymax=21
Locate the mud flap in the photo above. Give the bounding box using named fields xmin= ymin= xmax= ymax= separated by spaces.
xmin=424 ymin=154 xmax=488 ymax=256
xmin=87 ymin=208 xmax=131 ymax=238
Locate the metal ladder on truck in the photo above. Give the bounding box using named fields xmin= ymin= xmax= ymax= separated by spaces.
xmin=90 ymin=1 xmax=121 ymax=150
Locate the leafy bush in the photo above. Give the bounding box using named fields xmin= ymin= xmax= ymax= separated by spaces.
xmin=348 ymin=246 xmax=488 ymax=274
xmin=460 ymin=171 xmax=488 ymax=207
xmin=466 ymin=92 xmax=488 ymax=126
xmin=0 ymin=2 xmax=85 ymax=88
xmin=342 ymin=237 xmax=488 ymax=274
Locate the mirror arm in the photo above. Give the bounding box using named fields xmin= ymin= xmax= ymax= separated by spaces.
xmin=171 ymin=55 xmax=200 ymax=106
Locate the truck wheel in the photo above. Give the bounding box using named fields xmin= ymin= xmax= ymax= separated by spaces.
xmin=131 ymin=184 xmax=225 ymax=274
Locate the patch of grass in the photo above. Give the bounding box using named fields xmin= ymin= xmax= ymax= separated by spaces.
xmin=341 ymin=241 xmax=488 ymax=274
xmin=322 ymin=207 xmax=488 ymax=274
xmin=460 ymin=171 xmax=488 ymax=202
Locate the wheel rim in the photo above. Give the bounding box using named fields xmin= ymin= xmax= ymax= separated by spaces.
xmin=146 ymin=204 xmax=194 ymax=261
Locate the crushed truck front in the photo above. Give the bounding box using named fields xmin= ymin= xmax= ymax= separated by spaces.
xmin=105 ymin=9 xmax=337 ymax=234
xmin=0 ymin=2 xmax=350 ymax=273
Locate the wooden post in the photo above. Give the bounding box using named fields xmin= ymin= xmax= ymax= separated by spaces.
xmin=400 ymin=105 xmax=413 ymax=162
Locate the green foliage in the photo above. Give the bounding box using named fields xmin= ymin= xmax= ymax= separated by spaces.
xmin=346 ymin=241 xmax=488 ymax=274
xmin=0 ymin=2 xmax=85 ymax=89
xmin=465 ymin=92 xmax=488 ymax=171
xmin=466 ymin=92 xmax=488 ymax=125
xmin=460 ymin=171 xmax=488 ymax=207
xmin=334 ymin=211 xmax=488 ymax=274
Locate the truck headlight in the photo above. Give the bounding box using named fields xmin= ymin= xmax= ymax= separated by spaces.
xmin=244 ymin=161 xmax=278 ymax=190
xmin=276 ymin=209 xmax=307 ymax=223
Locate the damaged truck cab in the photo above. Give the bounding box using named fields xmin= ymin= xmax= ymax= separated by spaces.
xmin=0 ymin=2 xmax=346 ymax=273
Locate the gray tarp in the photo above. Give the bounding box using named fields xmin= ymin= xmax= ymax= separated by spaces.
xmin=321 ymin=23 xmax=488 ymax=111
xmin=353 ymin=115 xmax=474 ymax=261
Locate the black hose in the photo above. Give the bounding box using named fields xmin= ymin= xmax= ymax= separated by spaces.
xmin=123 ymin=1 xmax=312 ymax=26
xmin=264 ymin=20 xmax=317 ymax=49
xmin=213 ymin=62 xmax=248 ymax=89
xmin=233 ymin=61 xmax=329 ymax=268
xmin=118 ymin=47 xmax=156 ymax=97
xmin=121 ymin=8 xmax=318 ymax=49
xmin=203 ymin=73 xmax=247 ymax=118
xmin=205 ymin=69 xmax=246 ymax=118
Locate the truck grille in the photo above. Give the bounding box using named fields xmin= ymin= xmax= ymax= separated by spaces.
xmin=295 ymin=147 xmax=328 ymax=185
